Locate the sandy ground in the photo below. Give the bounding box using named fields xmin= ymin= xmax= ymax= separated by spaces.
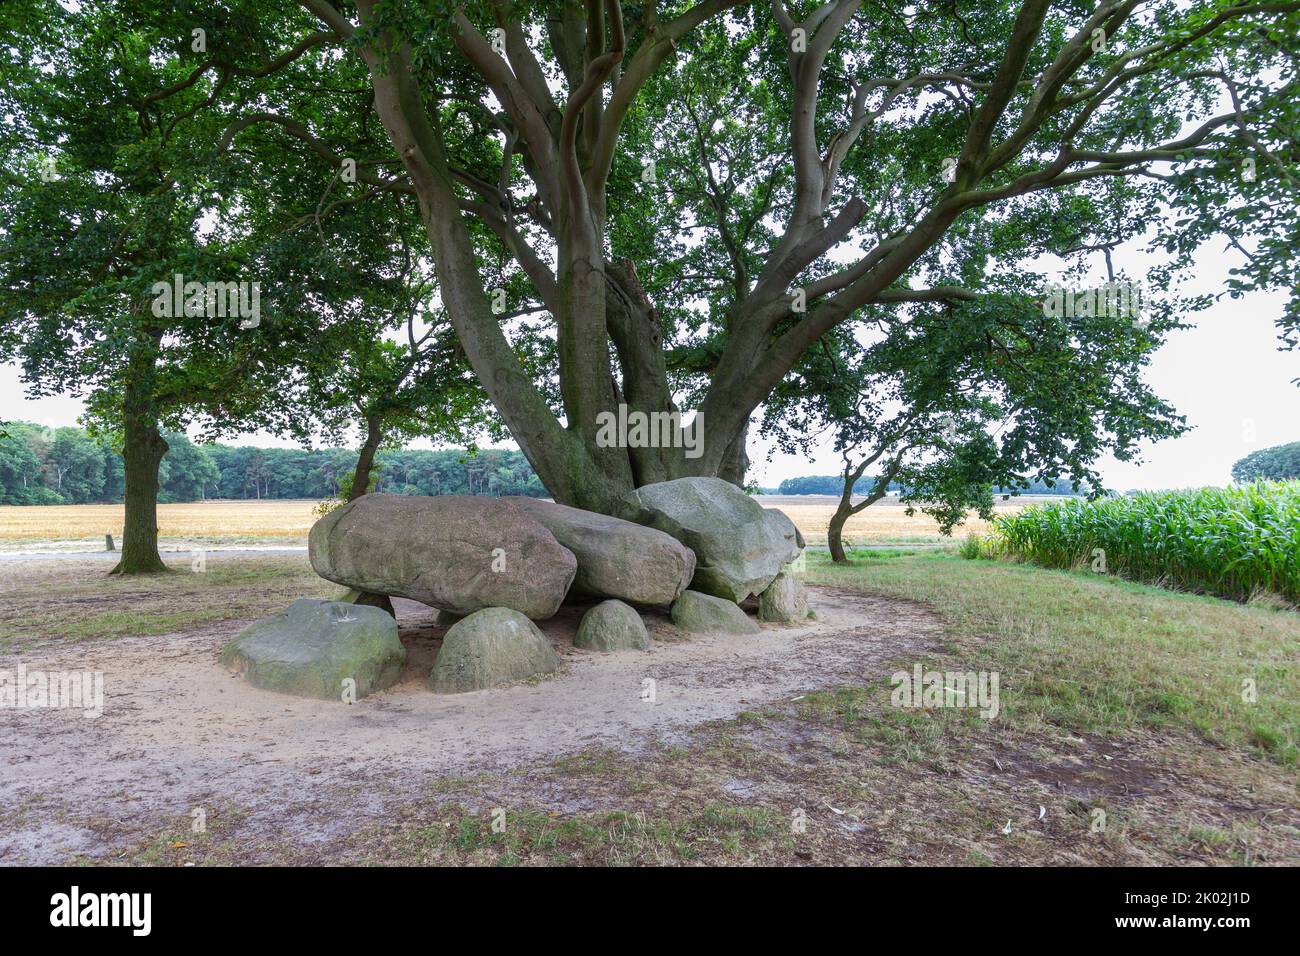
xmin=0 ymin=586 xmax=945 ymax=864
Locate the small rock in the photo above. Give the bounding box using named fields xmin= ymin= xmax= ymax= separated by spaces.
xmin=429 ymin=607 xmax=561 ymax=693
xmin=670 ymin=590 xmax=760 ymax=634
xmin=758 ymin=572 xmax=809 ymax=623
xmin=574 ymin=600 xmax=651 ymax=652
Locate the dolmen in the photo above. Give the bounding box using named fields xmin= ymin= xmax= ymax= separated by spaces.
xmin=220 ymin=477 xmax=810 ymax=699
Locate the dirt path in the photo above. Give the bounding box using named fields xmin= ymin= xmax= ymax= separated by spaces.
xmin=0 ymin=587 xmax=945 ymax=864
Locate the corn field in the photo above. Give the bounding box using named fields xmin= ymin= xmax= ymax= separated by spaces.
xmin=981 ymin=482 xmax=1300 ymax=604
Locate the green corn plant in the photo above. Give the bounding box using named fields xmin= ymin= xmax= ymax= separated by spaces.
xmin=986 ymin=482 xmax=1300 ymax=604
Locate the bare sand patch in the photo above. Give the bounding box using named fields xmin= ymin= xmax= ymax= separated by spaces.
xmin=0 ymin=586 xmax=944 ymax=864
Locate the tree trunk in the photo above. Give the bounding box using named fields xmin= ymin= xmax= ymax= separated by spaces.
xmin=347 ymin=415 xmax=383 ymax=502
xmin=110 ymin=402 xmax=169 ymax=575
xmin=829 ymin=458 xmax=870 ymax=564
xmin=352 ymin=12 xmax=753 ymax=516
xmin=828 ymin=503 xmax=851 ymax=564
xmin=717 ymin=421 xmax=750 ymax=489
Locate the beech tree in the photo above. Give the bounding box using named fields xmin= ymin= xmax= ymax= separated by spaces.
xmin=762 ymin=281 xmax=1185 ymax=560
xmin=6 ymin=1 xmax=1298 ymax=526
xmin=274 ymin=0 xmax=1297 ymax=515
xmin=0 ymin=3 xmax=317 ymax=572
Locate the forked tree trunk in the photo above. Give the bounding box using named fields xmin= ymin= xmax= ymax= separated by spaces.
xmin=347 ymin=415 xmax=383 ymax=502
xmin=353 ymin=9 xmax=750 ymax=516
xmin=828 ymin=504 xmax=852 ymax=563
xmin=829 ymin=458 xmax=896 ymax=563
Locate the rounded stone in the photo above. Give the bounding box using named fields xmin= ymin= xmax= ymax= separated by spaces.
xmin=429 ymin=607 xmax=562 ymax=693
xmin=574 ymin=600 xmax=651 ymax=652
xmin=625 ymin=477 xmax=801 ymax=602
xmin=758 ymin=572 xmax=810 ymax=623
xmin=670 ymin=590 xmax=760 ymax=635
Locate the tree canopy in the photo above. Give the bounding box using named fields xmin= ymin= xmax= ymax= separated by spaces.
xmin=1232 ymin=440 xmax=1300 ymax=481
xmin=3 ymin=0 xmax=1297 ymax=538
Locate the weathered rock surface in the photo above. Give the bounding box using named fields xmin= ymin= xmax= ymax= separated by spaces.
xmin=758 ymin=572 xmax=810 ymax=623
xmin=626 ymin=477 xmax=801 ymax=602
xmin=219 ymin=599 xmax=405 ymax=701
xmin=507 ymin=497 xmax=695 ymax=605
xmin=339 ymin=588 xmax=395 ymax=618
xmin=429 ymin=607 xmax=562 ymax=693
xmin=574 ymin=599 xmax=651 ymax=652
xmin=670 ymin=590 xmax=760 ymax=635
xmin=309 ymin=494 xmax=576 ymax=620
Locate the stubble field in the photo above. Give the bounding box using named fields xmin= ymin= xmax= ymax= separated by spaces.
xmin=0 ymin=495 xmax=1042 ymax=550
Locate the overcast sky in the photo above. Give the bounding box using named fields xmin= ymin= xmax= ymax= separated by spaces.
xmin=4 ymin=240 xmax=1296 ymax=493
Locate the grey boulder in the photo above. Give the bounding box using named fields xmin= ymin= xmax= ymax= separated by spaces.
xmin=758 ymin=572 xmax=810 ymax=623
xmin=309 ymin=494 xmax=576 ymax=620
xmin=506 ymin=497 xmax=695 ymax=605
xmin=574 ymin=599 xmax=651 ymax=652
xmin=670 ymin=590 xmax=760 ymax=635
xmin=626 ymin=477 xmax=801 ymax=602
xmin=429 ymin=607 xmax=562 ymax=693
xmin=219 ymin=599 xmax=405 ymax=701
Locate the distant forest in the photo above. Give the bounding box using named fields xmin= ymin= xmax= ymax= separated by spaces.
xmin=0 ymin=421 xmax=545 ymax=505
xmin=2 ymin=420 xmax=1094 ymax=506
xmin=1232 ymin=441 xmax=1300 ymax=482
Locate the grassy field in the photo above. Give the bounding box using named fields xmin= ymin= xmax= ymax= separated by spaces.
xmin=3 ymin=548 xmax=1294 ymax=865
xmin=0 ymin=495 xmax=1031 ymax=549
xmin=0 ymin=499 xmax=322 ymax=547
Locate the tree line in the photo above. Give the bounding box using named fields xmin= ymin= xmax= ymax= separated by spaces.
xmin=0 ymin=421 xmax=544 ymax=505
xmin=1232 ymin=442 xmax=1300 ymax=483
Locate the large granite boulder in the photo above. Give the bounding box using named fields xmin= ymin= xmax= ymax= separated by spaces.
xmin=429 ymin=607 xmax=562 ymax=693
xmin=625 ymin=477 xmax=801 ymax=602
xmin=670 ymin=590 xmax=760 ymax=635
xmin=506 ymin=497 xmax=695 ymax=606
xmin=219 ymin=599 xmax=405 ymax=701
xmin=758 ymin=571 xmax=810 ymax=623
xmin=309 ymin=494 xmax=576 ymax=620
xmin=574 ymin=599 xmax=651 ymax=652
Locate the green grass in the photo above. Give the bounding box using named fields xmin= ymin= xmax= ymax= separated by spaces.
xmin=0 ymin=555 xmax=337 ymax=647
xmin=978 ymin=482 xmax=1300 ymax=604
xmin=346 ymin=804 xmax=793 ymax=866
xmin=804 ymin=549 xmax=1300 ymax=765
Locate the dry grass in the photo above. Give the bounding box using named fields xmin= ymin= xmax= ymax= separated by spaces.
xmin=0 ymin=495 xmax=1038 ymax=548
xmin=0 ymin=554 xmax=338 ymax=648
xmin=767 ymin=499 xmax=1025 ymax=545
xmin=0 ymin=499 xmax=321 ymax=546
